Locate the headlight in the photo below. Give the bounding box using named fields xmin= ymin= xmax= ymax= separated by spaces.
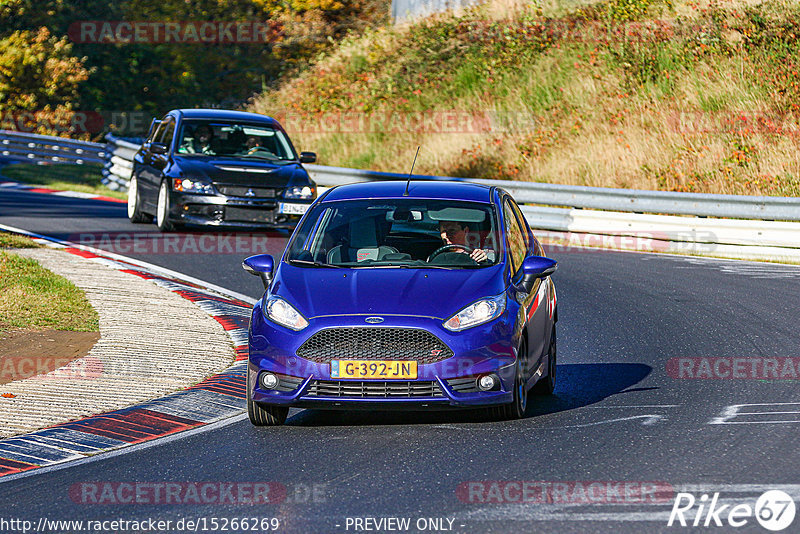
xmin=263 ymin=295 xmax=309 ymax=331
xmin=443 ymin=294 xmax=506 ymax=332
xmin=173 ymin=178 xmax=214 ymax=195
xmin=284 ymin=186 xmax=315 ymax=199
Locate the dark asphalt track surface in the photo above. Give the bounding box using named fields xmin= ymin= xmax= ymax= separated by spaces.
xmin=2 ymin=187 xmax=800 ymax=534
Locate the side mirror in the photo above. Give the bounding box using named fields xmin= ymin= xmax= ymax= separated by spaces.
xmin=519 ymin=256 xmax=557 ymax=292
xmin=150 ymin=142 xmax=168 ymax=155
xmin=242 ymin=254 xmax=274 ymax=289
xmin=299 ymin=152 xmax=316 ymax=163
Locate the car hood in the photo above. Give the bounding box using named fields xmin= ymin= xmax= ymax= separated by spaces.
xmin=272 ymin=264 xmax=507 ymax=320
xmin=171 ymin=156 xmax=308 ymax=187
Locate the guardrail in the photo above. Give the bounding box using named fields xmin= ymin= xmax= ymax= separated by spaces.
xmin=0 ymin=130 xmax=106 ymax=165
xmin=2 ymin=130 xmax=800 ymax=262
xmin=103 ymin=134 xmax=141 ymax=191
xmin=305 ymin=164 xmax=800 ymax=221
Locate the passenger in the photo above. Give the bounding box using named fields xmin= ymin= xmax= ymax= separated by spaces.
xmin=438 ymin=220 xmax=490 ymax=263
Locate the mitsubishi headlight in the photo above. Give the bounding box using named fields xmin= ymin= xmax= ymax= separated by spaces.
xmin=173 ymin=178 xmax=214 ymax=195
xmin=443 ymin=294 xmax=506 ymax=332
xmin=263 ymin=295 xmax=309 ymax=331
xmin=284 ymin=186 xmax=315 ymax=199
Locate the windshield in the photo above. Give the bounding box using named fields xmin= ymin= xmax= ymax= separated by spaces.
xmin=175 ymin=119 xmax=297 ymax=161
xmin=285 ymin=199 xmax=501 ymax=269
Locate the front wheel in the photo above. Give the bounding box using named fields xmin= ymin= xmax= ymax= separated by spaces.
xmin=127 ymin=176 xmax=149 ymax=223
xmin=247 ymin=387 xmax=289 ymax=426
xmin=156 ymin=180 xmax=176 ymax=232
xmin=498 ymin=341 xmax=528 ymax=420
xmin=532 ymin=326 xmax=557 ymax=395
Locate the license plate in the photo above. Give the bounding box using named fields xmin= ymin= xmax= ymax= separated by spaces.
xmin=278 ymin=203 xmax=309 ymax=215
xmin=331 ymin=360 xmax=417 ymax=379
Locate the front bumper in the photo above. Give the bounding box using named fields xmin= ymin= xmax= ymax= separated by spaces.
xmin=169 ymin=191 xmax=313 ymax=229
xmin=248 ymin=308 xmax=518 ymax=410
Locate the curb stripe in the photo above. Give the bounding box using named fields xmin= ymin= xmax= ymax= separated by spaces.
xmin=0 ymin=458 xmax=37 ymax=476
xmin=0 ymin=179 xmax=127 ymax=204
xmin=0 ymin=230 xmax=258 ymax=479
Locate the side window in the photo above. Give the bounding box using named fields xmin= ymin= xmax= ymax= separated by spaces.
xmin=149 ymin=121 xmax=166 ymax=144
xmin=159 ymin=118 xmax=175 ymax=147
xmin=509 ymin=199 xmax=532 ymax=253
xmin=503 ymin=200 xmax=526 ymax=275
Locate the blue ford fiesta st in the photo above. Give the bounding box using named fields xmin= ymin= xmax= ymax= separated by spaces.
xmin=243 ymin=180 xmax=558 ymax=425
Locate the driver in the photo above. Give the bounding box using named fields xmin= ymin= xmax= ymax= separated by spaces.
xmin=438 ymin=220 xmax=490 ymax=263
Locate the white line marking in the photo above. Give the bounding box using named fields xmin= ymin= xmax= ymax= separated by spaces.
xmin=585 ymin=405 xmax=681 ymax=409
xmin=556 ymin=415 xmax=665 ymax=428
xmin=710 ymin=403 xmax=800 ymax=424
xmin=737 ymin=411 xmax=800 ymax=415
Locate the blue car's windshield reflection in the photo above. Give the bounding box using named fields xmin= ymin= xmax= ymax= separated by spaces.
xmin=285 ymin=199 xmax=501 ymax=269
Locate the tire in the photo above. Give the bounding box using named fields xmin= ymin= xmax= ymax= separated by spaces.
xmin=499 ymin=340 xmax=528 ymax=420
xmin=156 ymin=180 xmax=176 ymax=232
xmin=247 ymin=386 xmax=289 ymax=426
xmin=532 ymin=325 xmax=557 ymax=395
xmin=127 ymin=175 xmax=150 ymax=223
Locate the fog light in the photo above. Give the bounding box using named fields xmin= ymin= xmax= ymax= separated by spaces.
xmin=260 ymin=372 xmax=279 ymax=390
xmin=477 ymin=374 xmax=498 ymax=391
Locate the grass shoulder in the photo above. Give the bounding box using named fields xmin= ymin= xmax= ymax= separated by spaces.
xmin=0 ymin=233 xmax=99 ymax=339
xmin=1 ymin=163 xmax=127 ymax=200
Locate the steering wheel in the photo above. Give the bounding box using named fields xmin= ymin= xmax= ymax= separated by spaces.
xmin=247 ymin=146 xmax=277 ymax=157
xmin=427 ymin=244 xmax=476 ymax=263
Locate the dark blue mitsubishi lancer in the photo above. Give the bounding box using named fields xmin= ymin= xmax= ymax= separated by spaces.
xmin=129 ymin=109 xmax=317 ymax=231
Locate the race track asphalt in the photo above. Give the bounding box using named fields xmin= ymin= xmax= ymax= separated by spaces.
xmin=1 ymin=188 xmax=799 ymax=534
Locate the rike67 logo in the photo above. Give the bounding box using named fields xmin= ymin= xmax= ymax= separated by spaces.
xmin=668 ymin=490 xmax=796 ymax=531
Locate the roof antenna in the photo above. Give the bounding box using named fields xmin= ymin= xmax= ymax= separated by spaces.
xmin=404 ymin=146 xmax=420 ymax=197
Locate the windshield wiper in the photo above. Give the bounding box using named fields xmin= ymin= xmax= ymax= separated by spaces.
xmin=287 ymin=259 xmax=343 ymax=268
xmin=241 ymin=154 xmax=292 ymax=163
xmin=350 ymin=264 xmax=453 ymax=270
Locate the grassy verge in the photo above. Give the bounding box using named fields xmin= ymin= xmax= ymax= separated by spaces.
xmin=250 ymin=0 xmax=800 ymax=196
xmin=1 ymin=163 xmax=127 ymax=200
xmin=0 ymin=233 xmax=98 ymax=338
xmin=0 ymin=232 xmax=41 ymax=249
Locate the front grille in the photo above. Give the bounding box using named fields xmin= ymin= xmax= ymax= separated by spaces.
xmin=304 ymin=380 xmax=443 ymax=398
xmin=296 ymin=328 xmax=453 ymax=364
xmin=446 ymin=377 xmax=480 ymax=393
xmin=217 ymin=185 xmax=276 ymax=198
xmin=225 ymin=207 xmax=274 ymax=223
